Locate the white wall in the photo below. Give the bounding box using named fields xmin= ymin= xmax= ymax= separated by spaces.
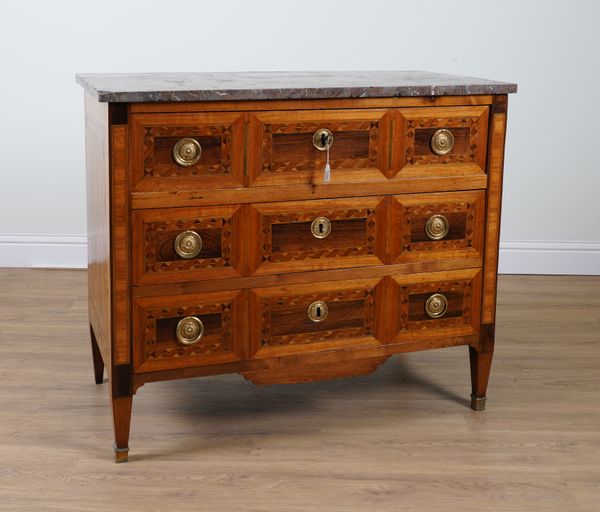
xmin=1 ymin=0 xmax=599 ymax=273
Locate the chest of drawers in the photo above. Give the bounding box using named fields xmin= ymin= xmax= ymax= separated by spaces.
xmin=77 ymin=71 xmax=516 ymax=462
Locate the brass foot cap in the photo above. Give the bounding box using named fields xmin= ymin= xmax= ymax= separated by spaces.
xmin=113 ymin=445 xmax=129 ymax=463
xmin=470 ymin=395 xmax=487 ymax=411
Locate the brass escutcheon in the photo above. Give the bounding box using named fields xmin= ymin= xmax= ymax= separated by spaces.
xmin=175 ymin=316 xmax=205 ymax=345
xmin=430 ymin=129 xmax=454 ymax=156
xmin=174 ymin=230 xmax=202 ymax=259
xmin=311 ymin=217 xmax=332 ymax=239
xmin=425 ymin=214 xmax=450 ymax=240
xmin=307 ymin=301 xmax=329 ymax=322
xmin=425 ymin=293 xmax=448 ymax=319
xmin=312 ymin=128 xmax=334 ymax=151
xmin=173 ymin=138 xmax=202 ymax=166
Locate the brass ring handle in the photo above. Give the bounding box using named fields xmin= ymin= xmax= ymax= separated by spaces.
xmin=308 ymin=301 xmax=328 ymax=322
xmin=311 ymin=217 xmax=332 ymax=239
xmin=174 ymin=230 xmax=202 ymax=259
xmin=312 ymin=128 xmax=334 ymax=151
xmin=425 ymin=214 xmax=450 ymax=240
xmin=425 ymin=293 xmax=448 ymax=319
xmin=173 ymin=138 xmax=202 ymax=166
xmin=175 ymin=316 xmax=205 ymax=345
xmin=430 ymin=129 xmax=454 ymax=156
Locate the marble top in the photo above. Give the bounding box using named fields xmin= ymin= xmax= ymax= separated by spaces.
xmin=76 ymin=71 xmax=517 ymax=103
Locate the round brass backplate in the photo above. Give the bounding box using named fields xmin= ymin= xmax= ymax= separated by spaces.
xmin=173 ymin=138 xmax=202 ymax=166
xmin=175 ymin=316 xmax=205 ymax=345
xmin=174 ymin=230 xmax=202 ymax=259
xmin=307 ymin=301 xmax=329 ymax=322
xmin=425 ymin=293 xmax=448 ymax=319
xmin=425 ymin=214 xmax=450 ymax=240
xmin=310 ymin=217 xmax=332 ymax=239
xmin=312 ymin=128 xmax=334 ymax=151
xmin=430 ymin=129 xmax=455 ymax=156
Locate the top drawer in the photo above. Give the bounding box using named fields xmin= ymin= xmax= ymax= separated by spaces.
xmin=129 ymin=104 xmax=489 ymax=197
xmin=130 ymin=112 xmax=245 ymax=192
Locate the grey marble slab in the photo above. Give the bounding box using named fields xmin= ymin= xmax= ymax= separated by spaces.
xmin=76 ymin=71 xmax=517 ymax=103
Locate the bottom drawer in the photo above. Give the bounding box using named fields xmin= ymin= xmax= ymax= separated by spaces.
xmin=133 ymin=290 xmax=245 ymax=372
xmin=132 ymin=268 xmax=482 ymax=373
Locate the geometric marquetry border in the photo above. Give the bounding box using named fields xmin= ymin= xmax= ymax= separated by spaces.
xmin=143 ymin=124 xmax=233 ymax=178
xmin=259 ymin=286 xmax=376 ymax=348
xmin=143 ymin=216 xmax=233 ymax=274
xmin=261 ymin=119 xmax=380 ymax=174
xmin=142 ymin=301 xmax=232 ymax=363
xmin=261 ymin=208 xmax=377 ymax=264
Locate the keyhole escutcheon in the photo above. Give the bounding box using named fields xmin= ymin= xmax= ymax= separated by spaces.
xmin=312 ymin=128 xmax=334 ymax=151
xmin=308 ymin=301 xmax=329 ymax=322
xmin=311 ymin=216 xmax=331 ymax=239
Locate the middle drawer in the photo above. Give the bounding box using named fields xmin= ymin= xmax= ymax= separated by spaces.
xmin=132 ymin=191 xmax=485 ymax=285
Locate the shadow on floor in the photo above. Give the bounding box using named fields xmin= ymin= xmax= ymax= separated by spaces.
xmin=127 ymin=353 xmax=472 ymax=461
xmin=144 ymin=352 xmax=469 ymax=416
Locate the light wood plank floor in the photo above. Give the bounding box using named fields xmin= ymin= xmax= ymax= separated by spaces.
xmin=0 ymin=270 xmax=599 ymax=512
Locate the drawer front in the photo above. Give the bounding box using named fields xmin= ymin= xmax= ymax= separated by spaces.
xmin=247 ymin=109 xmax=391 ymax=186
xmin=389 ymin=191 xmax=485 ymax=263
xmin=388 ymin=268 xmax=482 ymax=343
xmin=392 ymin=106 xmax=489 ymax=177
xmin=248 ymin=197 xmax=386 ymax=275
xmin=133 ymin=291 xmax=245 ymax=372
xmin=130 ymin=112 xmax=245 ymax=192
xmin=249 ymin=278 xmax=384 ymax=359
xmin=132 ymin=205 xmax=243 ymax=285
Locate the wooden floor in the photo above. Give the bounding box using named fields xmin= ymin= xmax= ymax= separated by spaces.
xmin=0 ymin=270 xmax=599 ymax=511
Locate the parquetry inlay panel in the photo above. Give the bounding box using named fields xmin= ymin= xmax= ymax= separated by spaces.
xmin=389 ymin=191 xmax=485 ymax=263
xmin=259 ymin=287 xmax=375 ymax=347
xmin=400 ymin=202 xmax=475 ymax=252
xmin=261 ymin=120 xmax=380 ymax=173
xmin=398 ymin=279 xmax=472 ymax=332
xmin=404 ymin=117 xmax=479 ymax=166
xmin=143 ymin=216 xmax=233 ymax=274
xmin=392 ymin=106 xmax=489 ymax=176
xmin=143 ymin=124 xmax=233 ymax=178
xmin=261 ymin=208 xmax=377 ymax=263
xmin=142 ymin=302 xmax=233 ymax=362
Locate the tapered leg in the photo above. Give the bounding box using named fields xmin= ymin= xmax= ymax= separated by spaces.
xmin=469 ymin=323 xmax=496 ymax=410
xmin=112 ymin=395 xmax=133 ymax=463
xmin=90 ymin=324 xmax=104 ymax=385
xmin=469 ymin=347 xmax=493 ymax=410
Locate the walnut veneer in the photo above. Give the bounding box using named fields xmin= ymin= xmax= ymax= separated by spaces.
xmin=78 ymin=71 xmax=516 ymax=462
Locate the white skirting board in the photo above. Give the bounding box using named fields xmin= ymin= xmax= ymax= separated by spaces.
xmin=0 ymin=234 xmax=599 ymax=275
xmin=498 ymin=240 xmax=600 ymax=275
xmin=0 ymin=234 xmax=87 ymax=269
